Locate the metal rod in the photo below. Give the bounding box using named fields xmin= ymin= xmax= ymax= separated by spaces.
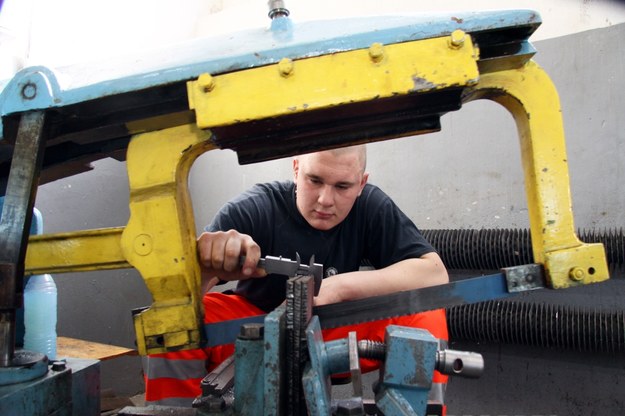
xmin=0 ymin=111 xmax=47 ymax=366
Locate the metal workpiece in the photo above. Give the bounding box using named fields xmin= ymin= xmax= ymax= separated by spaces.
xmin=286 ymin=275 xmax=314 ymax=415
xmin=436 ymin=349 xmax=484 ymax=378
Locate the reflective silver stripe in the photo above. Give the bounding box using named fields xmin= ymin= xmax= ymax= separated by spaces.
xmin=145 ymin=396 xmax=195 ymax=407
xmin=428 ymin=382 xmax=446 ymax=404
xmin=144 ymin=356 xmax=207 ymax=380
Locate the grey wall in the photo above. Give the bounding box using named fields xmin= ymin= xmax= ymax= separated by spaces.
xmin=33 ymin=21 xmax=624 ymax=412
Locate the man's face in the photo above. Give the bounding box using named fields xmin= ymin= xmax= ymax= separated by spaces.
xmin=293 ymin=150 xmax=368 ymax=231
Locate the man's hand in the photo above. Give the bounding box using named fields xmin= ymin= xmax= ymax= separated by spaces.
xmin=197 ymin=230 xmax=266 ymax=291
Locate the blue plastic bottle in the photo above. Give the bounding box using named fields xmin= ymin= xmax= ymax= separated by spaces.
xmin=23 ymin=273 xmax=58 ymax=360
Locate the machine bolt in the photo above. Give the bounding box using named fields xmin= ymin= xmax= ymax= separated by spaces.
xmin=569 ymin=267 xmax=586 ymax=281
xmin=268 ymin=0 xmax=289 ymax=19
xmin=449 ymin=29 xmax=466 ymax=48
xmin=278 ymin=58 xmax=294 ymax=77
xmin=198 ymin=73 xmax=215 ymax=93
xmin=368 ymin=42 xmax=384 ymax=63
xmin=51 ymin=360 xmax=67 ymax=371
xmin=335 ymin=398 xmax=365 ymax=415
xmin=239 ymin=323 xmax=264 ymax=340
xmin=21 ymin=82 xmax=37 ymax=100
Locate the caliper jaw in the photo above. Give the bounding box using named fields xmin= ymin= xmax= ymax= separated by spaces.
xmin=257 ymin=253 xmax=323 ymax=295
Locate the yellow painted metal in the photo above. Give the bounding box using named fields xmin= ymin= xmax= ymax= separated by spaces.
xmin=464 ymin=61 xmax=609 ymax=289
xmin=120 ymin=123 xmax=215 ymax=355
xmin=187 ymin=35 xmax=480 ymax=129
xmin=20 ymin=31 xmax=609 ymax=360
xmin=24 ymin=227 xmax=128 ymax=275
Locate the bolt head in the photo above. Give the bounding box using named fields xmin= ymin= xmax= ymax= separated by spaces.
xmin=198 ymin=73 xmax=215 ymax=92
xmin=569 ymin=267 xmax=586 ymax=281
xmin=239 ymin=323 xmax=264 ymax=340
xmin=449 ymin=29 xmax=466 ymax=48
xmin=278 ymin=58 xmax=294 ymax=77
xmin=368 ymin=42 xmax=384 ymax=63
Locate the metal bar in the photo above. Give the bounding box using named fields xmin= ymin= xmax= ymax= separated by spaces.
xmin=24 ymin=227 xmax=129 ymax=275
xmin=202 ymin=269 xmax=539 ymax=351
xmin=314 ymin=272 xmax=517 ymax=330
xmin=0 ymin=111 xmax=46 ymax=366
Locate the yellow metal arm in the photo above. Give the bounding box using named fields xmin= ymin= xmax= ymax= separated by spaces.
xmin=24 ymin=227 xmax=128 ymax=274
xmin=463 ymin=61 xmax=609 ymax=288
xmin=25 ymin=124 xmax=215 ymax=355
xmin=120 ymin=124 xmax=215 ymax=354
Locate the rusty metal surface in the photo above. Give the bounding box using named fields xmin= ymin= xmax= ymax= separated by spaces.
xmin=0 ymin=111 xmax=46 ymax=365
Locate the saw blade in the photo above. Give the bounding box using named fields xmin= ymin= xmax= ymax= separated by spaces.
xmin=313 ymin=272 xmax=515 ymax=329
xmin=203 ymin=271 xmax=530 ymax=347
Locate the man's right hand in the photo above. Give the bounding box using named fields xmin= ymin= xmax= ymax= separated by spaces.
xmin=197 ymin=230 xmax=266 ymax=285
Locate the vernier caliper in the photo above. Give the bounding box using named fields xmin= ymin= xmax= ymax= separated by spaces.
xmin=242 ymin=253 xmax=323 ymax=295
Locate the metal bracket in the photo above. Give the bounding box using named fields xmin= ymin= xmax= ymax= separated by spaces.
xmin=502 ymin=263 xmax=546 ymax=293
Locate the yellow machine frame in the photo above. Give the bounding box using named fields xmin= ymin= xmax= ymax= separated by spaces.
xmin=24 ymin=32 xmax=608 ymax=355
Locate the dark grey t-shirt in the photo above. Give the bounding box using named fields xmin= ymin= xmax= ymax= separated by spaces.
xmin=207 ymin=181 xmax=434 ymax=312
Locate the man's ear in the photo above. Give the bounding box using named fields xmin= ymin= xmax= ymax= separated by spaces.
xmin=358 ymin=172 xmax=369 ymax=196
xmin=292 ymin=157 xmax=299 ymax=180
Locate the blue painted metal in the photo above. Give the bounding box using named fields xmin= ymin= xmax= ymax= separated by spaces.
xmin=0 ymin=350 xmax=48 ymax=386
xmin=203 ymin=315 xmax=265 ymax=347
xmin=0 ymin=357 xmax=99 ymax=416
xmin=65 ymin=357 xmax=101 ymax=416
xmin=376 ymin=326 xmax=439 ymax=416
xmin=263 ymin=304 xmax=285 ymax=416
xmin=0 ymin=359 xmax=71 ymax=415
xmin=0 ymin=9 xmax=540 ymax=139
xmin=233 ymin=332 xmax=265 ymax=415
xmin=302 ymin=316 xmax=333 ymax=415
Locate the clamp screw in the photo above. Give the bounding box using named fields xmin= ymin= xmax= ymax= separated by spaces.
xmin=198 ymin=73 xmax=215 ymax=93
xmin=278 ymin=58 xmax=294 ymax=77
xmin=569 ymin=267 xmax=586 ymax=282
xmin=449 ymin=29 xmax=466 ymax=48
xmin=368 ymin=42 xmax=384 ymax=63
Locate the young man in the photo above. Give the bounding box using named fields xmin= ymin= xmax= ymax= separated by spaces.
xmin=145 ymin=145 xmax=449 ymax=406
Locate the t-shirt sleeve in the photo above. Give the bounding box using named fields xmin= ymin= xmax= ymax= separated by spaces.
xmin=363 ymin=187 xmax=435 ymax=269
